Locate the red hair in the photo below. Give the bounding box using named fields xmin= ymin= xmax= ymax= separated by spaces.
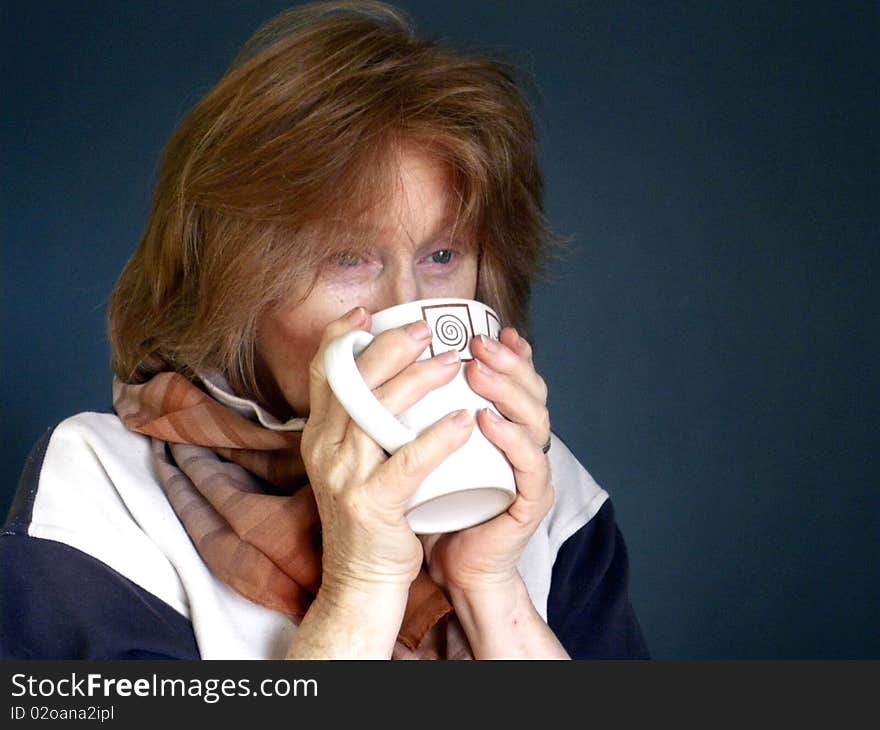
xmin=108 ymin=1 xmax=561 ymax=405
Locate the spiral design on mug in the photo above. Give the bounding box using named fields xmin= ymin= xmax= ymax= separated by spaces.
xmin=434 ymin=314 xmax=468 ymax=350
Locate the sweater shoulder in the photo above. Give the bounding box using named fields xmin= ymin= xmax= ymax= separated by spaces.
xmin=5 ymin=411 xmax=191 ymax=618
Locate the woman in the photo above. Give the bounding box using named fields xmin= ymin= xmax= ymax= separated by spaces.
xmin=1 ymin=1 xmax=648 ymax=659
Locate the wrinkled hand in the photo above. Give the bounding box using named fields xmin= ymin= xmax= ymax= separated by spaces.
xmin=421 ymin=327 xmax=554 ymax=594
xmin=301 ymin=307 xmax=475 ymax=600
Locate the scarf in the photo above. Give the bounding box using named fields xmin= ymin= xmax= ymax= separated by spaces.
xmin=112 ymin=371 xmax=472 ymax=659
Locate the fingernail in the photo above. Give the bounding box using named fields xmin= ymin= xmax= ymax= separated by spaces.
xmin=405 ymin=321 xmax=431 ymax=340
xmin=483 ymin=407 xmax=503 ymax=422
xmin=451 ymin=410 xmax=473 ymax=427
xmin=435 ymin=350 xmax=460 ymax=365
xmin=479 ymin=334 xmax=499 ymax=352
xmin=347 ymin=306 xmax=365 ymax=323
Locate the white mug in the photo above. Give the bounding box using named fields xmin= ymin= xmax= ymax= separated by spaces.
xmin=323 ymin=298 xmax=516 ymax=534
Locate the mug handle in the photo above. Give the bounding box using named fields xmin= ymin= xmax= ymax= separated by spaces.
xmin=323 ymin=329 xmax=418 ymax=453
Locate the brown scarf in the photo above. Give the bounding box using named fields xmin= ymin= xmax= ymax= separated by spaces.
xmin=112 ymin=371 xmax=472 ymax=659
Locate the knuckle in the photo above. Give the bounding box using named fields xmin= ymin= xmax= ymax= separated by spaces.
xmin=396 ymin=444 xmax=427 ymax=480
xmin=301 ymin=422 xmax=344 ymax=477
xmin=539 ymin=409 xmax=551 ymax=438
xmin=535 ymin=375 xmax=549 ymax=402
xmin=309 ymin=458 xmax=348 ymax=497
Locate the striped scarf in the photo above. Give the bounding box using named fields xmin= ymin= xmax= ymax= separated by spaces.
xmin=113 ymin=371 xmax=471 ymax=659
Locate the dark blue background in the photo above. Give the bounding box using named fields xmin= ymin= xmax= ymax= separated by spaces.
xmin=2 ymin=1 xmax=877 ymax=658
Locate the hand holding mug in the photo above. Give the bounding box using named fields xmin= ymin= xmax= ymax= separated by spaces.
xmin=301 ymin=306 xmax=476 ymax=597
xmin=323 ymin=298 xmax=518 ymax=534
xmin=421 ymin=325 xmax=555 ymax=594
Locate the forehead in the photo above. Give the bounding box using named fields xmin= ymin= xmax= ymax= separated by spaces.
xmin=341 ymin=153 xmax=468 ymax=246
xmin=343 ymin=211 xmax=461 ymax=248
xmin=365 ymin=147 xmax=456 ymax=233
xmin=310 ymin=143 xmax=475 ymax=253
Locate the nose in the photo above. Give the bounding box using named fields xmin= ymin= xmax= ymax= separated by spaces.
xmin=373 ymin=262 xmax=422 ymax=311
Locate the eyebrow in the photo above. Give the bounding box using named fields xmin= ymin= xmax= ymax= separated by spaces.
xmin=343 ymin=214 xmax=469 ymax=250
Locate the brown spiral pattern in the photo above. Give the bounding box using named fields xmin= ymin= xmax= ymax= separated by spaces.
xmin=434 ymin=314 xmax=468 ymax=350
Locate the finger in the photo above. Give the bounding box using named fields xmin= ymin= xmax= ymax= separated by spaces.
xmin=358 ymin=320 xmax=434 ymax=387
xmin=342 ymin=351 xmax=462 ymax=461
xmin=372 ymin=351 xmax=461 ymax=414
xmin=320 ymin=318 xmax=436 ymax=437
xmin=307 ymin=306 xmax=370 ymax=433
xmin=466 ymin=361 xmax=550 ymax=447
xmin=477 ymin=408 xmax=553 ymax=526
xmin=341 ymin=348 xmax=463 ymax=472
xmin=500 ymin=327 xmax=534 ymax=365
xmin=470 ymin=332 xmax=546 ymax=404
xmin=365 ymin=409 xmax=475 ymax=510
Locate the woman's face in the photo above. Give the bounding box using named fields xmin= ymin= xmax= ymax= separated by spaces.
xmin=255 ymin=146 xmax=479 ymax=418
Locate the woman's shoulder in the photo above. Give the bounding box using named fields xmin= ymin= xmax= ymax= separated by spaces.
xmin=4 ymin=410 xmax=191 ymax=618
xmin=47 ymin=409 xmax=150 ymax=454
xmin=14 ymin=410 xmax=152 ymax=489
xmin=5 ymin=410 xmax=297 ymax=659
xmin=7 ymin=410 xmax=154 ymax=528
xmin=544 ymin=432 xmax=610 ymax=552
xmin=6 ymin=410 xmax=158 ymax=538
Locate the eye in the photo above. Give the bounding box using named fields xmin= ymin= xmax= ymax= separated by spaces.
xmin=335 ymin=252 xmax=362 ymax=268
xmin=428 ymin=249 xmax=454 ymax=265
